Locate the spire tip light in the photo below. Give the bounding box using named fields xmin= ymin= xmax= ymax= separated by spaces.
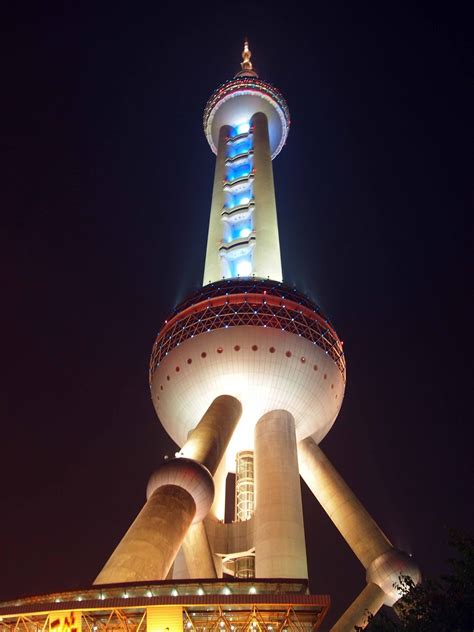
xmin=235 ymin=38 xmax=258 ymax=78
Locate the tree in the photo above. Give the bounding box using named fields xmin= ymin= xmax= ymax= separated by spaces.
xmin=356 ymin=531 xmax=474 ymax=632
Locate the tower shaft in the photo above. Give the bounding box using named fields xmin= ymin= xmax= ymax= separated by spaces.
xmin=94 ymin=396 xmax=242 ymax=585
xmin=252 ymin=112 xmax=282 ymax=281
xmin=203 ymin=113 xmax=282 ymax=284
xmin=255 ymin=410 xmax=308 ymax=579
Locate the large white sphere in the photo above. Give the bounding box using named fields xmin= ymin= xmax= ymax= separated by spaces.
xmin=151 ymin=326 xmax=344 ymax=472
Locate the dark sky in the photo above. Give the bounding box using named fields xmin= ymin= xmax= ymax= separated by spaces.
xmin=1 ymin=2 xmax=472 ymax=630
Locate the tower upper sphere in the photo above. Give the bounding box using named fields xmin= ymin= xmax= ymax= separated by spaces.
xmin=203 ymin=40 xmax=290 ymax=159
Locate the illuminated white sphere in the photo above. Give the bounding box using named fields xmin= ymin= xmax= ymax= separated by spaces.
xmin=150 ymin=281 xmax=345 ymax=472
xmin=204 ymin=78 xmax=290 ymax=159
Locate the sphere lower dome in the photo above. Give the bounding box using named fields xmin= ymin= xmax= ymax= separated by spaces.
xmin=150 ymin=280 xmax=345 ymax=471
xmin=203 ymin=78 xmax=290 ymax=159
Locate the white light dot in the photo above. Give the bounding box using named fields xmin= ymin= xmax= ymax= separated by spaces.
xmin=236 ymin=259 xmax=252 ymax=276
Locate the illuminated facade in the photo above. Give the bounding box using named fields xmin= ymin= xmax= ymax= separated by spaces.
xmin=0 ymin=41 xmax=420 ymax=632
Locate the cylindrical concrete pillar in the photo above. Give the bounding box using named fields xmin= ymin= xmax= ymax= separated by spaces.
xmin=298 ymin=437 xmax=392 ymax=569
xmin=203 ymin=125 xmax=232 ymax=285
xmin=95 ymin=396 xmax=241 ymax=584
xmin=251 ymin=111 xmax=282 ymax=282
xmin=94 ymin=484 xmax=196 ymax=584
xmin=170 ymin=546 xmax=189 ymax=579
xmin=180 ymin=395 xmax=242 ymax=475
xmin=95 ymin=458 xmax=214 ymax=584
xmin=330 ymin=582 xmax=386 ymax=632
xmin=181 ymin=521 xmax=217 ymax=578
xmin=209 ymin=456 xmax=227 ymax=521
xmin=254 ymin=410 xmax=308 ymax=578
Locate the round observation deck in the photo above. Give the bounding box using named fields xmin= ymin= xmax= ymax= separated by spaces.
xmin=150 ymin=280 xmax=345 ymax=468
xmin=203 ymin=77 xmax=290 ymax=159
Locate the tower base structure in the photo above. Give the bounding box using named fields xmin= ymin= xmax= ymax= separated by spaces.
xmin=0 ymin=580 xmax=329 ymax=632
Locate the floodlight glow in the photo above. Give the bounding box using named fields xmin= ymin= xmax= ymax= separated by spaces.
xmin=237 ymin=122 xmax=250 ymax=134
xmin=239 ymin=227 xmax=251 ymax=238
xmin=239 ymin=196 xmax=250 ymax=205
xmin=236 ymin=259 xmax=252 ymax=276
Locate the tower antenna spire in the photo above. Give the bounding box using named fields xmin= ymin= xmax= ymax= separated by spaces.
xmin=235 ymin=37 xmax=258 ymax=78
xmin=241 ymin=37 xmax=252 ymax=71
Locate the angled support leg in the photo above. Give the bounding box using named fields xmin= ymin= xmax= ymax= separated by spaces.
xmin=298 ymin=437 xmax=420 ymax=630
xmin=94 ymin=395 xmax=241 ymax=584
xmin=330 ymin=583 xmax=386 ymax=632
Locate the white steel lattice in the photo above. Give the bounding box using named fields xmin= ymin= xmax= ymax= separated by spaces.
xmin=150 ymin=293 xmax=345 ymax=383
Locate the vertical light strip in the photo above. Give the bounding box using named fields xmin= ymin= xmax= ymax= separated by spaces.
xmin=234 ymin=450 xmax=256 ymax=578
xmin=220 ymin=124 xmax=255 ymax=278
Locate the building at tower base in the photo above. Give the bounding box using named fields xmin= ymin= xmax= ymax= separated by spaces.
xmin=0 ymin=580 xmax=330 ymax=632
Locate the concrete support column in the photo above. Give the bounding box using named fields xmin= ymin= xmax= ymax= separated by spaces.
xmin=330 ymin=583 xmax=386 ymax=632
xmin=170 ymin=546 xmax=189 ymax=579
xmin=251 ymin=112 xmax=282 ymax=282
xmin=203 ymin=125 xmax=232 ymax=285
xmin=181 ymin=395 xmax=243 ymax=475
xmin=298 ymin=437 xmax=421 ymax=621
xmin=181 ymin=521 xmax=217 ymax=578
xmin=297 ymin=437 xmax=392 ymax=569
xmin=254 ymin=410 xmax=308 ymax=578
xmin=209 ymin=456 xmax=227 ymax=521
xmin=95 ymin=395 xmax=242 ymax=584
xmin=94 ymin=484 xmax=196 ymax=584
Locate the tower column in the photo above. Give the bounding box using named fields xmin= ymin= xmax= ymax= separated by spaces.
xmin=297 ymin=437 xmax=392 ymax=568
xmin=209 ymin=455 xmax=227 ymax=521
xmin=94 ymin=483 xmax=197 ymax=584
xmin=254 ymin=410 xmax=308 ymax=578
xmin=181 ymin=521 xmax=217 ymax=578
xmin=94 ymin=395 xmax=242 ymax=584
xmin=251 ymin=112 xmax=282 ymax=282
xmin=298 ymin=437 xmax=421 ymax=614
xmin=203 ymin=125 xmax=232 ymax=285
xmin=180 ymin=394 xmax=243 ymax=475
xmin=330 ymin=583 xmax=386 ymax=632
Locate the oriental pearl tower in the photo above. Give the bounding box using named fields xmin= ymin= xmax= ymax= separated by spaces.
xmin=94 ymin=41 xmax=420 ymax=631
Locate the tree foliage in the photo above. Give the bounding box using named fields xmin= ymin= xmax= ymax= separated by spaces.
xmin=356 ymin=531 xmax=474 ymax=632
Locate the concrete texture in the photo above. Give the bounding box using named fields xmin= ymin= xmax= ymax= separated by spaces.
xmin=254 ymin=410 xmax=308 ymax=578
xmin=180 ymin=395 xmax=242 ymax=475
xmin=209 ymin=456 xmax=227 ymax=521
xmin=251 ymin=112 xmax=282 ymax=282
xmin=182 ymin=521 xmax=217 ymax=578
xmin=297 ymin=437 xmax=392 ymax=569
xmin=94 ymin=484 xmax=196 ymax=584
xmin=203 ymin=125 xmax=231 ymax=285
xmin=147 ymin=457 xmax=214 ymax=524
xmin=330 ymin=582 xmax=386 ymax=632
xmin=367 ymin=549 xmax=421 ymax=605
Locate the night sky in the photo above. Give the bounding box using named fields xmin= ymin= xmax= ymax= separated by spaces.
xmin=1 ymin=3 xmax=472 ymax=630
